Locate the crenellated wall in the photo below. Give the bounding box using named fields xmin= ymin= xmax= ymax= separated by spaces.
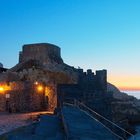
xmin=57 ymin=69 xmax=107 ymax=107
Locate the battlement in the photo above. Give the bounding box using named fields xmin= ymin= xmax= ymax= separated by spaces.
xmin=57 ymin=68 xmax=107 ymax=109
xmin=77 ymin=68 xmax=107 ymax=91
xmin=19 ymin=43 xmax=63 ymax=64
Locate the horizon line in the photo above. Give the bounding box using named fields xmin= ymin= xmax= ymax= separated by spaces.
xmin=118 ymin=87 xmax=140 ymax=91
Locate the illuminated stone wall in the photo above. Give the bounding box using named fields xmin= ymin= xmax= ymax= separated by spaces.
xmin=0 ymin=81 xmax=48 ymax=112
xmin=0 ymin=94 xmax=6 ymax=111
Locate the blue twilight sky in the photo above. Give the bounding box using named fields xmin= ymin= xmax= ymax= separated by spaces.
xmin=0 ymin=0 xmax=140 ymax=89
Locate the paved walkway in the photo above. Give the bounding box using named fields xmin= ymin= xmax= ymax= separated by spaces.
xmin=129 ymin=126 xmax=140 ymax=140
xmin=0 ymin=114 xmax=65 ymax=140
xmin=62 ymin=105 xmax=118 ymax=140
xmin=0 ymin=111 xmax=51 ymax=135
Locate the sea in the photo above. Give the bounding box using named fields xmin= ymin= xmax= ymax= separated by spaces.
xmin=121 ymin=90 xmax=140 ymax=99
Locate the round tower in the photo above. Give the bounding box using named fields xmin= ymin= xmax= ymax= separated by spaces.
xmin=19 ymin=43 xmax=63 ymax=64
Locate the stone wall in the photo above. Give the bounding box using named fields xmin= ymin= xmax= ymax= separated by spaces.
xmin=57 ymin=69 xmax=108 ymax=111
xmin=0 ymin=81 xmax=48 ymax=112
xmin=19 ymin=43 xmax=63 ymax=64
xmin=96 ymin=70 xmax=107 ymax=91
xmin=0 ymin=68 xmax=7 ymax=73
xmin=0 ymin=94 xmax=6 ymax=111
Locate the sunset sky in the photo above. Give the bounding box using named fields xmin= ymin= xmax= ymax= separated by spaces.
xmin=0 ymin=0 xmax=140 ymax=91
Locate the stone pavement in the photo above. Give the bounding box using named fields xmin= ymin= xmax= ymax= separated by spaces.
xmin=62 ymin=105 xmax=118 ymax=140
xmin=0 ymin=111 xmax=50 ymax=135
xmin=129 ymin=126 xmax=140 ymax=140
xmin=33 ymin=115 xmax=65 ymax=140
xmin=0 ymin=113 xmax=65 ymax=140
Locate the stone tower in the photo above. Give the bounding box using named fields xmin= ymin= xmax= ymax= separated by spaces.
xmin=19 ymin=43 xmax=63 ymax=65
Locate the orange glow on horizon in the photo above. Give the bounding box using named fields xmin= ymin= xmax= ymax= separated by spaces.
xmin=108 ymin=74 xmax=140 ymax=91
xmin=118 ymin=87 xmax=140 ymax=91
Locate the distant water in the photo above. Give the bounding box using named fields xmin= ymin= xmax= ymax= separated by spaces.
xmin=121 ymin=90 xmax=140 ymax=99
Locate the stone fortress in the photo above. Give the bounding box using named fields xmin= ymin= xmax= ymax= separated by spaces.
xmin=0 ymin=43 xmax=107 ymax=113
xmin=18 ymin=43 xmax=107 ymax=112
xmin=0 ymin=42 xmax=140 ymax=130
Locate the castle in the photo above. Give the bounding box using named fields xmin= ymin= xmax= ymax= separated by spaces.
xmin=0 ymin=43 xmax=107 ymax=113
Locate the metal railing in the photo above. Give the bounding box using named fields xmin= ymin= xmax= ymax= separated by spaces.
xmin=63 ymin=99 xmax=135 ymax=140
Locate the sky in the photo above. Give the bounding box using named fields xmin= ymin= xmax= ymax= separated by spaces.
xmin=0 ymin=0 xmax=140 ymax=90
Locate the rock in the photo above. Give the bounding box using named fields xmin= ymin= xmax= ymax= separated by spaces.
xmin=107 ymin=83 xmax=136 ymax=101
xmin=107 ymin=83 xmax=140 ymax=124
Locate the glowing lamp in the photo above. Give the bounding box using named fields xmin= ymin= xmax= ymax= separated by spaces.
xmin=0 ymin=87 xmax=4 ymax=92
xmin=34 ymin=81 xmax=38 ymax=85
xmin=37 ymin=85 xmax=43 ymax=92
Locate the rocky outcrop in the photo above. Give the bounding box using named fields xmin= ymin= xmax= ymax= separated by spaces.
xmin=107 ymin=83 xmax=140 ymax=124
xmin=107 ymin=83 xmax=136 ymax=101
